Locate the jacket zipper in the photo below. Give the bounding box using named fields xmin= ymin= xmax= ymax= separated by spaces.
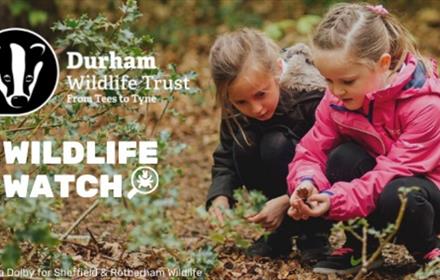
xmin=367 ymin=100 xmax=374 ymax=123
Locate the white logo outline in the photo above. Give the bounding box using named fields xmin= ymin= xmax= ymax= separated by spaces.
xmin=128 ymin=166 xmax=159 ymax=199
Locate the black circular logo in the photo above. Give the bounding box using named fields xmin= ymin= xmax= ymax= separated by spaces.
xmin=0 ymin=28 xmax=59 ymax=116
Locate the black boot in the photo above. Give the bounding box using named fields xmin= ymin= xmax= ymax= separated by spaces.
xmin=245 ymin=217 xmax=293 ymax=258
xmin=296 ymin=233 xmax=331 ymax=264
xmin=245 ymin=230 xmax=293 ymax=258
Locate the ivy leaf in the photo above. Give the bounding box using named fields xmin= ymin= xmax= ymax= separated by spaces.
xmin=264 ymin=23 xmax=283 ymax=40
xmin=9 ymin=0 xmax=30 ymax=16
xmin=210 ymin=232 xmax=225 ymax=244
xmin=28 ymin=225 xmax=58 ymax=246
xmin=29 ymin=10 xmax=48 ymax=26
xmin=0 ymin=243 xmax=21 ymax=269
xmin=296 ymin=15 xmax=321 ymax=35
xmin=66 ymin=18 xmax=79 ymax=28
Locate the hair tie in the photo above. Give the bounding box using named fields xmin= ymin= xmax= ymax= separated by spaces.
xmin=366 ymin=4 xmax=389 ymax=16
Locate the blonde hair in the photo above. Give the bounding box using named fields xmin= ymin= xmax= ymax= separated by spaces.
xmin=209 ymin=28 xmax=280 ymax=146
xmin=312 ymin=2 xmax=432 ymax=75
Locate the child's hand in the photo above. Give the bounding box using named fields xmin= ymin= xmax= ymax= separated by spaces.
xmin=288 ymin=180 xmax=318 ymax=220
xmin=209 ymin=195 xmax=230 ymax=226
xmin=295 ymin=193 xmax=331 ymax=219
xmin=247 ymin=195 xmax=289 ymax=231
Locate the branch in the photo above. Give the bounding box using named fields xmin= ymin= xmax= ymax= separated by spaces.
xmin=149 ymin=91 xmax=175 ymax=137
xmin=29 ymin=90 xmax=69 ymax=138
xmin=60 ymin=199 xmax=100 ymax=241
xmin=353 ymin=194 xmax=408 ymax=280
xmin=344 ymin=226 xmax=364 ymax=242
xmin=0 ymin=90 xmax=68 ymax=159
xmin=3 ymin=107 xmax=111 ymax=134
xmin=360 ymin=223 xmax=368 ymax=277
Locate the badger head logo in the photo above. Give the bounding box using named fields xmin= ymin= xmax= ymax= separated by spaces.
xmin=0 ymin=28 xmax=58 ymax=116
xmin=0 ymin=43 xmax=45 ymax=108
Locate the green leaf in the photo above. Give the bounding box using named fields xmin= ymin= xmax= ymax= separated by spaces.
xmin=61 ymin=255 xmax=74 ymax=270
xmin=0 ymin=243 xmax=21 ymax=269
xmin=9 ymin=0 xmax=30 ymax=16
xmin=264 ymin=24 xmax=283 ymax=41
xmin=296 ymin=15 xmax=321 ymax=35
xmin=210 ymin=232 xmax=225 ymax=244
xmin=234 ymin=236 xmax=251 ymax=248
xmin=29 ymin=10 xmax=48 ymax=26
xmin=66 ymin=18 xmax=79 ymax=28
xmin=29 ymin=226 xmax=58 ymax=246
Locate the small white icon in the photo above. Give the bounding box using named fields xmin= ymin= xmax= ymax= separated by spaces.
xmin=128 ymin=166 xmax=159 ymax=199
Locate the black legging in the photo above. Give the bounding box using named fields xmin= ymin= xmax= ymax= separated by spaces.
xmin=233 ymin=126 xmax=297 ymax=199
xmin=327 ymin=142 xmax=440 ymax=256
xmin=233 ymin=126 xmax=331 ymax=241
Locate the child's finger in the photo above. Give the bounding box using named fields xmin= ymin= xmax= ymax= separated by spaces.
xmin=287 ymin=206 xmax=295 ymax=219
xmin=301 ymin=196 xmax=328 ymax=217
xmin=288 ymin=206 xmax=301 ymax=220
xmin=307 ymin=194 xmax=327 ymax=204
xmin=308 ymin=203 xmax=327 ymax=217
xmin=287 ymin=206 xmax=296 ymax=218
xmin=297 ymin=199 xmax=317 ymax=217
xmin=266 ymin=221 xmax=278 ymax=232
xmin=263 ymin=221 xmax=272 ymax=230
xmin=244 ymin=213 xmax=255 ymax=220
xmin=214 ymin=208 xmax=225 ymax=226
xmin=290 ymin=197 xmax=301 ymax=208
xmin=247 ymin=212 xmax=263 ymax=223
xmin=297 ymin=199 xmax=308 ymax=212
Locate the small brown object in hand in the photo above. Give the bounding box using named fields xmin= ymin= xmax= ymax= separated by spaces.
xmin=297 ymin=187 xmax=310 ymax=200
xmin=296 ymin=186 xmax=313 ymax=209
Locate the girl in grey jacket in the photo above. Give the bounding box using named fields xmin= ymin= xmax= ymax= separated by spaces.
xmin=207 ymin=28 xmax=330 ymax=261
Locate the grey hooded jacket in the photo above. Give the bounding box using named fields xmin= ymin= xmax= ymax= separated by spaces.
xmin=206 ymin=43 xmax=327 ymax=208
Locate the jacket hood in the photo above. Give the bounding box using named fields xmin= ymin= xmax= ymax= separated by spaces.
xmin=327 ymin=53 xmax=440 ymax=115
xmin=360 ymin=53 xmax=440 ymax=112
xmin=279 ymin=43 xmax=327 ymax=94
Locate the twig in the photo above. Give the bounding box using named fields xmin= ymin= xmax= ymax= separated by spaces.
xmin=4 ymin=124 xmax=64 ymax=133
xmin=149 ymin=90 xmax=175 ymax=137
xmin=55 ymin=46 xmax=68 ymax=55
xmin=101 ymin=254 xmax=121 ymax=263
xmin=53 ymin=234 xmax=91 ymax=241
xmin=360 ymin=223 xmax=368 ymax=277
xmin=118 ymin=248 xmax=127 ymax=263
xmin=61 ymin=240 xmax=121 ymax=263
xmin=27 ymin=246 xmax=37 ymax=262
xmin=145 ymin=101 xmax=150 ymax=135
xmin=4 ymin=107 xmax=111 ymax=133
xmin=60 ymin=199 xmax=100 ymax=241
xmin=341 ymin=221 xmax=364 ymax=242
xmin=162 ymin=246 xmax=183 ymax=263
xmin=86 ymin=227 xmax=100 ymax=246
xmin=62 ymin=239 xmax=94 ymax=250
xmin=0 ymin=89 xmax=67 ymax=159
xmin=29 ymin=90 xmax=69 ymax=138
xmin=353 ymin=194 xmax=408 ymax=280
xmin=78 ymin=259 xmax=97 ymax=269
xmin=17 ymin=116 xmax=30 ymax=129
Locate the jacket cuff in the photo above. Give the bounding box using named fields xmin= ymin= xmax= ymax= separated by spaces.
xmin=326 ymin=191 xmax=349 ymax=220
xmin=205 ymin=188 xmax=234 ymax=210
xmin=291 ymin=175 xmax=330 ymax=194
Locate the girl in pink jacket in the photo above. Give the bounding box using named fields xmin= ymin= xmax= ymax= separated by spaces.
xmin=286 ymin=2 xmax=440 ymax=275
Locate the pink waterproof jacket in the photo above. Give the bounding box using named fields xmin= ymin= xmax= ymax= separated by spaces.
xmin=287 ymin=54 xmax=440 ymax=220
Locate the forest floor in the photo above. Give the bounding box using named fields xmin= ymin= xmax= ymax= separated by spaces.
xmin=53 ymin=89 xmax=429 ymax=279
xmin=5 ymin=4 xmax=440 ymax=278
